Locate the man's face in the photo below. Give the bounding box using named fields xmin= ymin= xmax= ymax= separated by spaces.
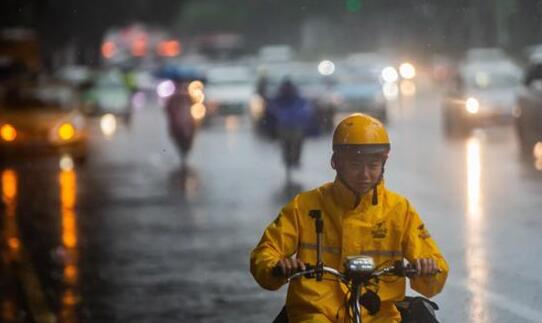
xmin=333 ymin=149 xmax=385 ymax=195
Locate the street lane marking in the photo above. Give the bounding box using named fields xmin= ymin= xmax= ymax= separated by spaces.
xmin=447 ymin=279 xmax=542 ymax=322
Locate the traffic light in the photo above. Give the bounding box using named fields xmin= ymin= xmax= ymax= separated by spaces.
xmin=346 ymin=0 xmax=363 ymax=12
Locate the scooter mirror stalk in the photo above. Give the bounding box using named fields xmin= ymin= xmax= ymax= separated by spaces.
xmin=309 ymin=210 xmax=324 ymax=281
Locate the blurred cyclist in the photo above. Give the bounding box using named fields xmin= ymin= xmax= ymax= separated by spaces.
xmin=165 ymin=78 xmax=197 ymax=167
xmin=250 ymin=113 xmax=448 ymax=322
xmin=267 ymin=78 xmax=314 ymax=182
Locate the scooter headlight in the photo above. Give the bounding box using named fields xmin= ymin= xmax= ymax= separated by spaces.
xmin=346 ymin=256 xmax=375 ymax=274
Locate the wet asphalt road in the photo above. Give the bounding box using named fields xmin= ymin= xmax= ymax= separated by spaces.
xmin=1 ymin=80 xmax=542 ymax=323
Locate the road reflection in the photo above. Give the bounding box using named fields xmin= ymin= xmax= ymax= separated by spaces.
xmin=58 ymin=168 xmax=80 ymax=323
xmin=400 ymin=80 xmax=416 ymax=97
xmin=170 ymin=166 xmax=201 ymax=201
xmin=465 ymin=136 xmax=490 ymax=322
xmin=2 ymin=169 xmax=20 ymax=260
xmin=1 ymin=169 xmax=22 ymax=322
xmin=225 ymin=116 xmax=240 ymax=152
xmin=225 ymin=115 xmax=240 ymax=133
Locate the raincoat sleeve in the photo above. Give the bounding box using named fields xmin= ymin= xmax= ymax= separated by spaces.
xmin=401 ymin=199 xmax=449 ymax=298
xmin=250 ymin=198 xmax=301 ymax=291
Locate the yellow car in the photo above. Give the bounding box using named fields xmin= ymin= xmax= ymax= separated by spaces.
xmin=0 ymin=82 xmax=88 ymax=163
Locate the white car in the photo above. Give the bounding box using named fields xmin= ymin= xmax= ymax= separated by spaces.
xmin=80 ymin=69 xmax=132 ymax=121
xmin=329 ymin=64 xmax=387 ymax=123
xmin=465 ymin=47 xmax=508 ymax=64
xmin=442 ymin=61 xmax=521 ymax=135
xmin=204 ymin=65 xmax=253 ymax=116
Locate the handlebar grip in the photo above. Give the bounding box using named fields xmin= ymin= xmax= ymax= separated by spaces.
xmin=271 ymin=263 xmax=314 ymax=278
xmin=392 ymin=260 xmax=418 ymax=276
xmin=272 ymin=266 xmax=284 ymax=277
xmin=393 ymin=261 xmax=441 ymax=276
xmin=403 ymin=264 xmax=418 ymax=276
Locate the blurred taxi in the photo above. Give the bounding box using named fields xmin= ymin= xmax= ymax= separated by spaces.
xmin=0 ymin=82 xmax=88 ymax=162
xmin=442 ymin=61 xmax=521 ymax=136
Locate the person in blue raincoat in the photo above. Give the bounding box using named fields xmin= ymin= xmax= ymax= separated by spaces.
xmin=267 ymin=78 xmax=315 ymax=172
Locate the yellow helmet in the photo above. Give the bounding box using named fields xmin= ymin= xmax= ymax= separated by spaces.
xmin=332 ymin=113 xmax=390 ymax=153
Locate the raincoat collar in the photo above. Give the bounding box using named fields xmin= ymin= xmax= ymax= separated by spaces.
xmin=331 ymin=177 xmax=384 ymax=211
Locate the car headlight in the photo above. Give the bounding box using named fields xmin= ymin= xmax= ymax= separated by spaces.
xmin=381 ymin=66 xmax=399 ymax=83
xmin=1 ymin=124 xmax=17 ymax=142
xmin=465 ymin=97 xmax=480 ymax=114
xmin=58 ymin=123 xmax=76 ymax=141
xmin=399 ymin=63 xmax=416 ymax=80
xmin=318 ymin=60 xmax=335 ymax=76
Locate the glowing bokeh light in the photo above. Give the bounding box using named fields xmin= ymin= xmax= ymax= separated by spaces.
xmin=100 ymin=114 xmax=117 ymax=138
xmin=318 ymin=60 xmax=336 ymax=76
xmin=1 ymin=124 xmax=17 ymax=142
xmin=399 ymin=63 xmax=416 ymax=79
xmin=381 ymin=66 xmax=399 ymax=83
xmin=191 ymin=103 xmax=206 ymax=121
xmin=157 ymin=80 xmax=175 ymax=98
xmin=466 ymin=97 xmax=480 ymax=114
xmin=58 ymin=123 xmax=75 ymax=141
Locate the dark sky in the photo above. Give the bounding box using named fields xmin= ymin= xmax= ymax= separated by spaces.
xmin=2 ymin=0 xmax=542 ymax=66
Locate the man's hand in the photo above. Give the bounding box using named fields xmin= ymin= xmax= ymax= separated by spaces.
xmin=413 ymin=258 xmax=440 ymax=276
xmin=276 ymin=257 xmax=306 ymax=277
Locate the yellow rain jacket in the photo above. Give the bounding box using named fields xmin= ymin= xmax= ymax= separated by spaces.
xmin=250 ymin=179 xmax=448 ymax=323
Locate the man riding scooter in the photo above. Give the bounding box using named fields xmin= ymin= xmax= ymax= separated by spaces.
xmin=267 ymin=78 xmax=315 ymax=183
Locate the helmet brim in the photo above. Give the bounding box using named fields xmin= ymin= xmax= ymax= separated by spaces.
xmin=333 ymin=144 xmax=390 ymax=154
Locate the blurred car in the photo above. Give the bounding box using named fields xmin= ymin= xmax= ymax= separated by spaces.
xmin=80 ymin=69 xmax=132 ymax=122
xmin=258 ymin=45 xmax=294 ymax=63
xmin=329 ymin=64 xmax=387 ymax=122
xmin=0 ymin=82 xmax=88 ymax=162
xmin=524 ymin=44 xmax=542 ymax=63
xmin=204 ymin=65 xmax=253 ymax=117
xmin=345 ymin=52 xmax=400 ymax=83
xmin=442 ymin=61 xmax=521 ymax=136
xmin=515 ymin=59 xmax=542 ymax=154
xmin=55 ymin=65 xmax=92 ymax=86
xmin=465 ymin=47 xmax=508 ymax=64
